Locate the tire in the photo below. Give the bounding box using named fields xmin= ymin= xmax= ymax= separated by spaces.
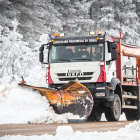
xmin=87 ymin=107 xmax=102 ymax=122
xmin=105 ymin=94 xmax=121 ymax=121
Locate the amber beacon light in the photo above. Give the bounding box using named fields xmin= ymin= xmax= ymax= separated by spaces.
xmin=98 ymin=30 xmax=102 ymax=35
xmin=55 ymin=33 xmax=59 ymax=37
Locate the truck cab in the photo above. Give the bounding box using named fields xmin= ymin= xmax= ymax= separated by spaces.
xmin=40 ymin=31 xmax=117 ymax=85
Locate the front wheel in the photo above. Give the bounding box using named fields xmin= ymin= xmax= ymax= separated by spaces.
xmin=105 ymin=94 xmax=121 ymax=121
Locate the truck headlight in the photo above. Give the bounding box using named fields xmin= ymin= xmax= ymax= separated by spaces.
xmin=95 ymin=92 xmax=105 ymax=97
xmin=44 ymin=64 xmax=49 ymax=68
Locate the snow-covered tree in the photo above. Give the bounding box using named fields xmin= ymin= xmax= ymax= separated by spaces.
xmin=0 ymin=19 xmax=35 ymax=84
xmin=1 ymin=0 xmax=140 ymax=45
xmin=114 ymin=0 xmax=140 ymax=44
xmin=89 ymin=0 xmax=140 ymax=44
xmin=1 ymin=0 xmax=140 ymax=85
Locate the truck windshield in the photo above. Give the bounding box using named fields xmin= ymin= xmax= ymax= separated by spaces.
xmin=49 ymin=43 xmax=104 ymax=63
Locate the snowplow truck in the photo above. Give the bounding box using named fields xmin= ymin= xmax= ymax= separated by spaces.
xmin=20 ymin=31 xmax=140 ymax=121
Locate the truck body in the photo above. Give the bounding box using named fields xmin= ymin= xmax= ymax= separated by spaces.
xmin=39 ymin=32 xmax=140 ymax=121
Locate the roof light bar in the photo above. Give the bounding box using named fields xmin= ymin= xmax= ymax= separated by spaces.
xmin=60 ymin=33 xmax=65 ymax=37
xmin=98 ymin=30 xmax=102 ymax=35
xmin=89 ymin=31 xmax=95 ymax=36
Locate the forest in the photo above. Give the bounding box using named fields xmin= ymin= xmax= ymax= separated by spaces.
xmin=0 ymin=0 xmax=140 ymax=84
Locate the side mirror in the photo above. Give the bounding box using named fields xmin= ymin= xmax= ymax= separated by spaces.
xmin=39 ymin=45 xmax=44 ymax=51
xmin=111 ymin=43 xmax=117 ymax=60
xmin=111 ymin=49 xmax=118 ymax=60
xmin=111 ymin=43 xmax=117 ymax=49
xmin=39 ymin=45 xmax=44 ymax=63
xmin=106 ymin=42 xmax=118 ymax=65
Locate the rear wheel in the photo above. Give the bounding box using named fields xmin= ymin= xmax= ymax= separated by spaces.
xmin=105 ymin=94 xmax=121 ymax=121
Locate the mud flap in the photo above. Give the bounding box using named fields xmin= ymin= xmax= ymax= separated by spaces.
xmin=19 ymin=81 xmax=94 ymax=119
xmin=136 ymin=101 xmax=140 ymax=120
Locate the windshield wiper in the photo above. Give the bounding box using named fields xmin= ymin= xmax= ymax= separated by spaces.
xmin=56 ymin=59 xmax=71 ymax=62
xmin=72 ymin=58 xmax=92 ymax=61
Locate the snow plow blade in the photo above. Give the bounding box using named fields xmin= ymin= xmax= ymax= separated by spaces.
xmin=19 ymin=81 xmax=93 ymax=118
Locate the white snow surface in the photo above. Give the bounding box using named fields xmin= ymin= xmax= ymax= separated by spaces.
xmin=0 ymin=85 xmax=80 ymax=124
xmin=1 ymin=121 xmax=140 ymax=140
xmin=0 ymin=83 xmax=127 ymax=125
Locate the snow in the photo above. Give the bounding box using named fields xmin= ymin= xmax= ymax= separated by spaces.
xmin=0 ymin=85 xmax=80 ymax=124
xmin=0 ymin=82 xmax=127 ymax=125
xmin=1 ymin=121 xmax=140 ymax=140
xmin=0 ymin=1 xmax=140 ymax=139
xmin=0 ymin=20 xmax=36 ymax=84
xmin=0 ymin=82 xmax=128 ymax=140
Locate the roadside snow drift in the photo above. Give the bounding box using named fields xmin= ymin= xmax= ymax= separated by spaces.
xmin=0 ymin=85 xmax=80 ymax=124
xmin=0 ymin=84 xmax=126 ymax=124
xmin=1 ymin=121 xmax=140 ymax=140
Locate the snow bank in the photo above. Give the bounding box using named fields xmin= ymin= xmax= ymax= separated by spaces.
xmin=0 ymin=84 xmax=126 ymax=125
xmin=1 ymin=121 xmax=140 ymax=140
xmin=0 ymin=85 xmax=80 ymax=124
xmin=119 ymin=120 xmax=140 ymax=132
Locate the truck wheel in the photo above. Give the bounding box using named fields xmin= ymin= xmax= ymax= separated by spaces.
xmin=124 ymin=109 xmax=139 ymax=121
xmin=105 ymin=94 xmax=121 ymax=121
xmin=87 ymin=107 xmax=102 ymax=122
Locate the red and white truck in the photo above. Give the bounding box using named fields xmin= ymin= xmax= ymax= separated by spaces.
xmin=39 ymin=31 xmax=140 ymax=121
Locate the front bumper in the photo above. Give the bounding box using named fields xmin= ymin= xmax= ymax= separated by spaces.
xmin=49 ymin=83 xmax=114 ymax=102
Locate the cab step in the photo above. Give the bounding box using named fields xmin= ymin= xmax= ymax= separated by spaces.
xmin=122 ymin=105 xmax=137 ymax=109
xmin=122 ymin=95 xmax=137 ymax=99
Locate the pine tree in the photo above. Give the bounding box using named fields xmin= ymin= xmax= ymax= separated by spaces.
xmin=114 ymin=0 xmax=140 ymax=44
xmin=89 ymin=0 xmax=140 ymax=44
xmin=0 ymin=19 xmax=35 ymax=84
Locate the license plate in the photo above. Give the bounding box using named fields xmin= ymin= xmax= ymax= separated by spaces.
xmin=69 ymin=70 xmax=81 ymax=73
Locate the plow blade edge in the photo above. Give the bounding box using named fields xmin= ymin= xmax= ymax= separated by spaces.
xmin=19 ymin=81 xmax=94 ymax=118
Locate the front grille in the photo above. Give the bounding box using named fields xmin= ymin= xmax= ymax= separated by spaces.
xmin=59 ymin=77 xmax=92 ymax=81
xmin=57 ymin=73 xmax=66 ymax=76
xmin=57 ymin=72 xmax=93 ymax=81
xmin=83 ymin=72 xmax=93 ymax=75
xmin=57 ymin=72 xmax=93 ymax=76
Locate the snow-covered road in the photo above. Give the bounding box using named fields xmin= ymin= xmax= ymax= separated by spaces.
xmin=0 ymin=121 xmax=133 ymax=137
xmin=1 ymin=121 xmax=140 ymax=140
